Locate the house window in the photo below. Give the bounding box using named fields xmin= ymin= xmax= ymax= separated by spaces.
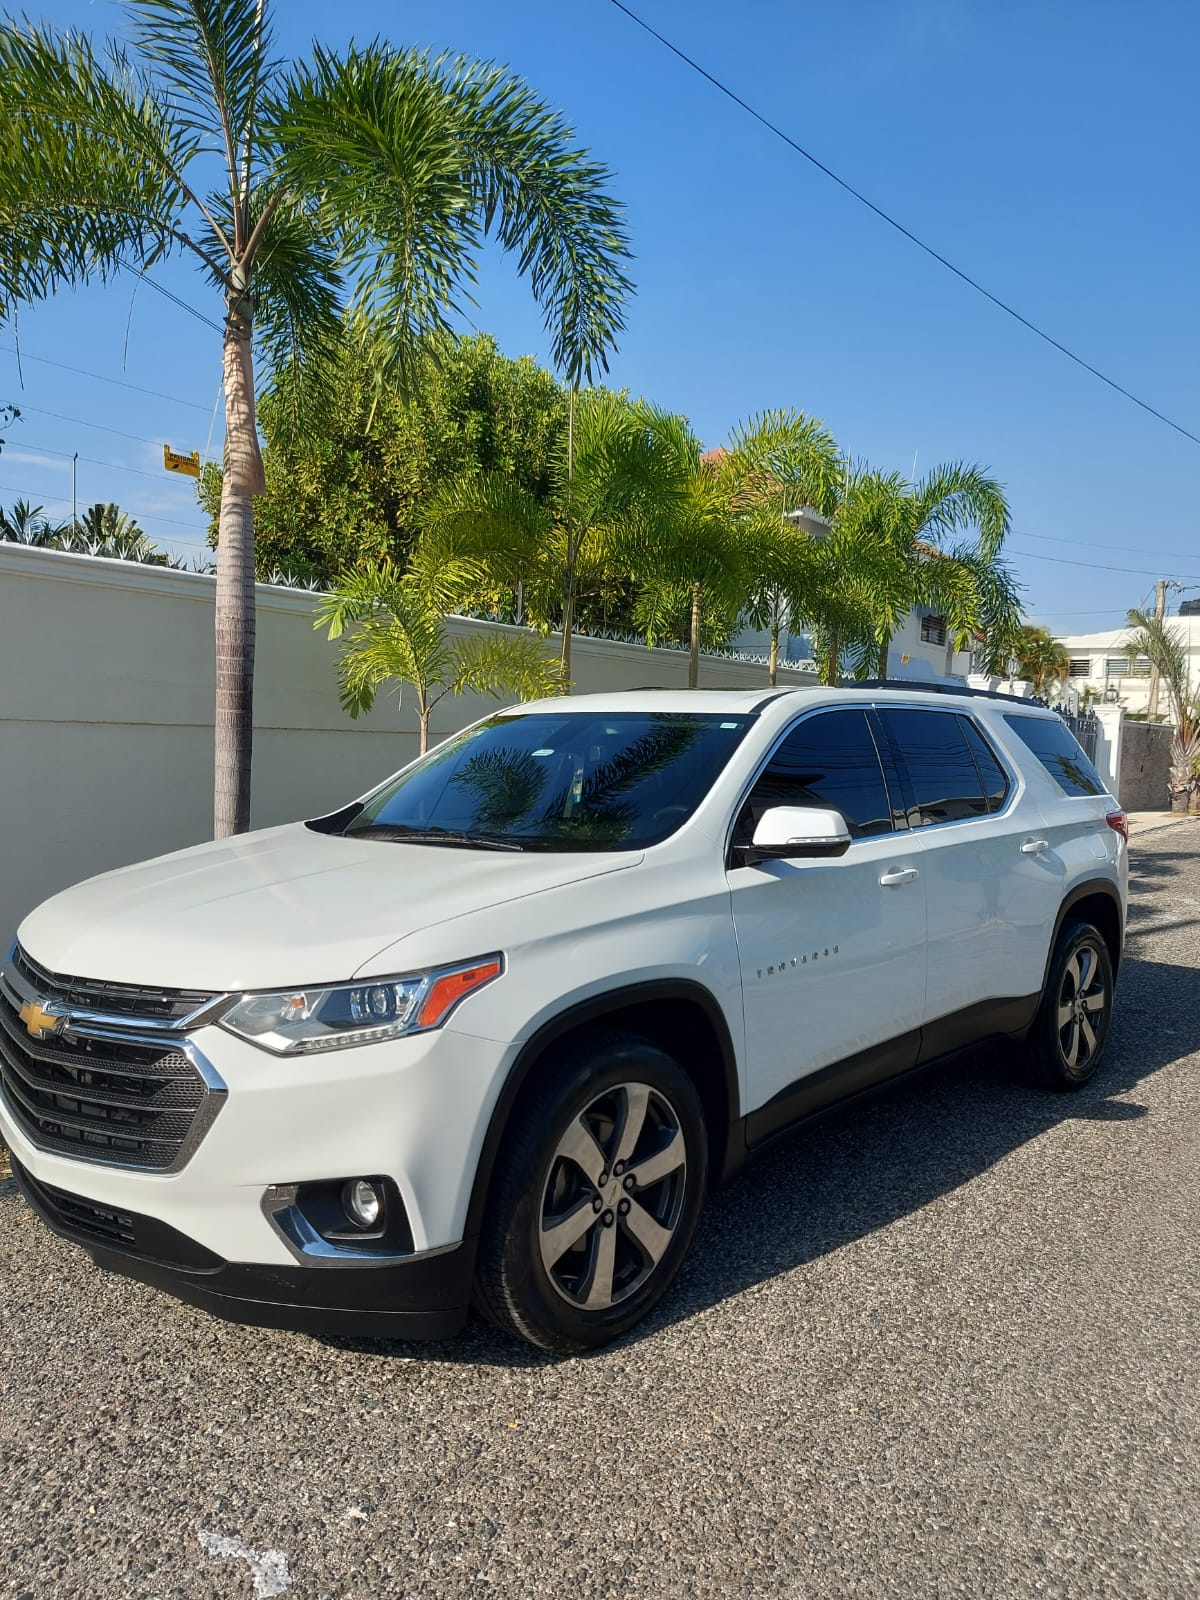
xmin=1105 ymin=656 xmax=1151 ymax=679
xmin=1068 ymin=659 xmax=1091 ymax=679
xmin=920 ymin=614 xmax=947 ymax=647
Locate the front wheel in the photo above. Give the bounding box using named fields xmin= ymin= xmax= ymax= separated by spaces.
xmin=1023 ymin=919 xmax=1115 ymax=1090
xmin=474 ymin=1033 xmax=708 ymax=1352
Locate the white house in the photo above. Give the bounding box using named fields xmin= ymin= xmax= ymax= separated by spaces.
xmin=1055 ymin=608 xmax=1200 ymax=715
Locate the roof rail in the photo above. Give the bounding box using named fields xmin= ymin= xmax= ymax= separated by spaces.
xmin=847 ymin=678 xmax=1048 ymax=708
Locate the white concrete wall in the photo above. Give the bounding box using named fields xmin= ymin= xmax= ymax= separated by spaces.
xmin=0 ymin=545 xmax=784 ymax=942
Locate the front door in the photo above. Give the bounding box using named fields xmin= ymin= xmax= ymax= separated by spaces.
xmin=727 ymin=708 xmax=927 ymax=1139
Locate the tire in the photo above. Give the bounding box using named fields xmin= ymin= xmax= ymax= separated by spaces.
xmin=474 ymin=1031 xmax=708 ymax=1353
xmin=1023 ymin=919 xmax=1115 ymax=1090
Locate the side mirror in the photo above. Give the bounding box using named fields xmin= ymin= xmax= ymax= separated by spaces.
xmin=740 ymin=805 xmax=852 ymax=863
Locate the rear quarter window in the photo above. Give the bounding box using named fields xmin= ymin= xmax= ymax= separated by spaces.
xmin=1002 ymin=714 xmax=1106 ymax=797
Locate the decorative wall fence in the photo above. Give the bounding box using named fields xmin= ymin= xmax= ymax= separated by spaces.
xmin=0 ymin=545 xmax=787 ymax=942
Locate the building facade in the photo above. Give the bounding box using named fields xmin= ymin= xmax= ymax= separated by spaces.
xmin=1054 ymin=612 xmax=1200 ymax=715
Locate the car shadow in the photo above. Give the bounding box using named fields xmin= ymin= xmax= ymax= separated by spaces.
xmin=324 ymin=948 xmax=1197 ymax=1368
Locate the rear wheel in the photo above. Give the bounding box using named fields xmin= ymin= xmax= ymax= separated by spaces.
xmin=1024 ymin=919 xmax=1114 ymax=1090
xmin=475 ymin=1033 xmax=707 ymax=1352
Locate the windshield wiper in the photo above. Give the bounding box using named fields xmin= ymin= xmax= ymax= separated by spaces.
xmin=346 ymin=824 xmax=526 ymax=852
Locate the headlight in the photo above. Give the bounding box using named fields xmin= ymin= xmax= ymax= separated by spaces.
xmin=218 ymin=956 xmax=503 ymax=1055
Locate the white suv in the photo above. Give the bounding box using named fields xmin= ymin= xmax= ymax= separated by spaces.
xmin=1 ymin=687 xmax=1127 ymax=1352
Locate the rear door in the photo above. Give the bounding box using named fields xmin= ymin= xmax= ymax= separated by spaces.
xmin=727 ymin=707 xmax=927 ymax=1132
xmin=875 ymin=705 xmax=1059 ymax=1043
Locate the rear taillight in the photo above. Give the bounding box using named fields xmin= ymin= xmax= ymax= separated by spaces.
xmin=1106 ymin=810 xmax=1129 ymax=843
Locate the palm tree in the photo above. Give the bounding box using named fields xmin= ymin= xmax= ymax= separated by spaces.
xmin=422 ymin=390 xmax=666 ymax=683
xmin=1 ymin=1 xmax=631 ymax=836
xmin=317 ymin=554 xmax=562 ymax=755
xmin=612 ymin=406 xmax=745 ymax=687
xmin=716 ymin=411 xmax=842 ymax=685
xmin=822 ymin=463 xmax=1014 ymax=683
xmin=55 ymin=505 xmax=170 ymax=564
xmin=1012 ymin=624 xmax=1070 ymax=698
xmin=0 ymin=498 xmax=64 ymax=546
xmin=1124 ymin=607 xmax=1199 ymax=808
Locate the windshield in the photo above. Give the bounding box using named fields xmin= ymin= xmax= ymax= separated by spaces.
xmin=342 ymin=710 xmax=755 ymax=851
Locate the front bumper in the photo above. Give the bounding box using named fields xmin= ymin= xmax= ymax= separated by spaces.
xmin=11 ymin=1156 xmax=473 ymax=1339
xmin=1 ymin=1003 xmax=518 ymax=1337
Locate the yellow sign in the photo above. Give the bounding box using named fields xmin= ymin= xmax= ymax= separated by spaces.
xmin=163 ymin=445 xmax=200 ymax=478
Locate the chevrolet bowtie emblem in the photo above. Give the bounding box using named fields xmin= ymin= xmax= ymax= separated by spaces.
xmin=19 ymin=999 xmax=66 ymax=1040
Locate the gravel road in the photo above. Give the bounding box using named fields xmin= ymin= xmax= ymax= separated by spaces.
xmin=2 ymin=822 xmax=1198 ymax=1600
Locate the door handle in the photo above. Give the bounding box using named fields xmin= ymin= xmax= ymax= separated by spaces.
xmin=1020 ymin=838 xmax=1049 ymax=856
xmin=879 ymin=866 xmax=920 ymax=886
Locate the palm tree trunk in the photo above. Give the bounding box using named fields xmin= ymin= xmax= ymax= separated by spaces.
xmin=824 ymin=628 xmax=840 ymax=687
xmin=768 ymin=595 xmax=780 ymax=687
xmin=877 ymin=635 xmax=890 ymax=679
xmin=689 ymin=582 xmax=701 ymax=689
xmin=560 ymin=566 xmax=575 ymax=686
xmin=559 ymin=384 xmax=577 ymax=692
xmin=418 ymin=705 xmax=430 ymax=756
xmin=214 ymin=270 xmax=265 ymax=839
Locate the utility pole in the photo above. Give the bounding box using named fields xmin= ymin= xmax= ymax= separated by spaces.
xmin=1146 ymin=578 xmax=1166 ymax=719
xmin=71 ymin=451 xmax=78 ymax=530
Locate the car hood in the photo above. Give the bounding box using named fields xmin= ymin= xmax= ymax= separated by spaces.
xmin=16 ymin=823 xmax=640 ymax=993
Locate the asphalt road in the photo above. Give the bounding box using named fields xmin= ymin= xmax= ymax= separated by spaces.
xmin=2 ymin=822 xmax=1199 ymax=1600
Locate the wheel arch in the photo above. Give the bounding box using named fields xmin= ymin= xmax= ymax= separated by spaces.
xmin=463 ymin=981 xmax=743 ymax=1244
xmin=1045 ymin=879 xmax=1124 ymax=986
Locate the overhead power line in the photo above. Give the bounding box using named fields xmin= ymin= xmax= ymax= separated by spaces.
xmin=14 ymin=436 xmax=202 ymax=485
xmin=117 ymin=260 xmax=224 ymax=334
xmin=1008 ymin=529 xmax=1200 ymax=562
xmin=1009 ymin=547 xmax=1200 ymax=580
xmin=0 ymin=482 xmax=209 ymax=539
xmin=17 ymin=404 xmax=172 ymax=447
xmin=608 ymin=0 xmax=1200 ymax=449
xmin=0 ymin=344 xmax=211 ymax=412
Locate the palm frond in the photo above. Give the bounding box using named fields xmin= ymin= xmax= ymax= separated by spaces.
xmin=724 ymin=410 xmax=842 ymax=517
xmin=444 ymin=629 xmax=562 ymax=704
xmin=268 ymin=43 xmax=631 ymax=385
xmin=0 ymin=20 xmax=222 ymax=310
xmin=910 ymin=462 xmax=1010 ymax=559
xmin=129 ymin=0 xmax=278 ymax=188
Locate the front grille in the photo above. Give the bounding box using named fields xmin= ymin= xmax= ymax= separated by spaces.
xmin=0 ymin=950 xmax=225 ymax=1173
xmin=12 ymin=943 xmax=214 ymax=1023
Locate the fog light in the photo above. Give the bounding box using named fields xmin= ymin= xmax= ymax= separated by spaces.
xmin=342 ymin=1179 xmax=382 ymax=1230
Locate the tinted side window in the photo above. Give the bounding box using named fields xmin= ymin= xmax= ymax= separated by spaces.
xmin=1003 ymin=715 xmax=1105 ymax=798
xmin=739 ymin=710 xmax=893 ymax=841
xmin=879 ymin=708 xmax=987 ymax=825
xmin=959 ymin=717 xmax=1011 ymax=813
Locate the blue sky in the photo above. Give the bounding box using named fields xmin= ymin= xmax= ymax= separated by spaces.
xmin=3 ymin=0 xmax=1198 ymax=643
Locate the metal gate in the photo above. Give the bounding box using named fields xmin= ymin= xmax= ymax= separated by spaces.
xmin=1057 ymin=707 xmax=1100 ymax=763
